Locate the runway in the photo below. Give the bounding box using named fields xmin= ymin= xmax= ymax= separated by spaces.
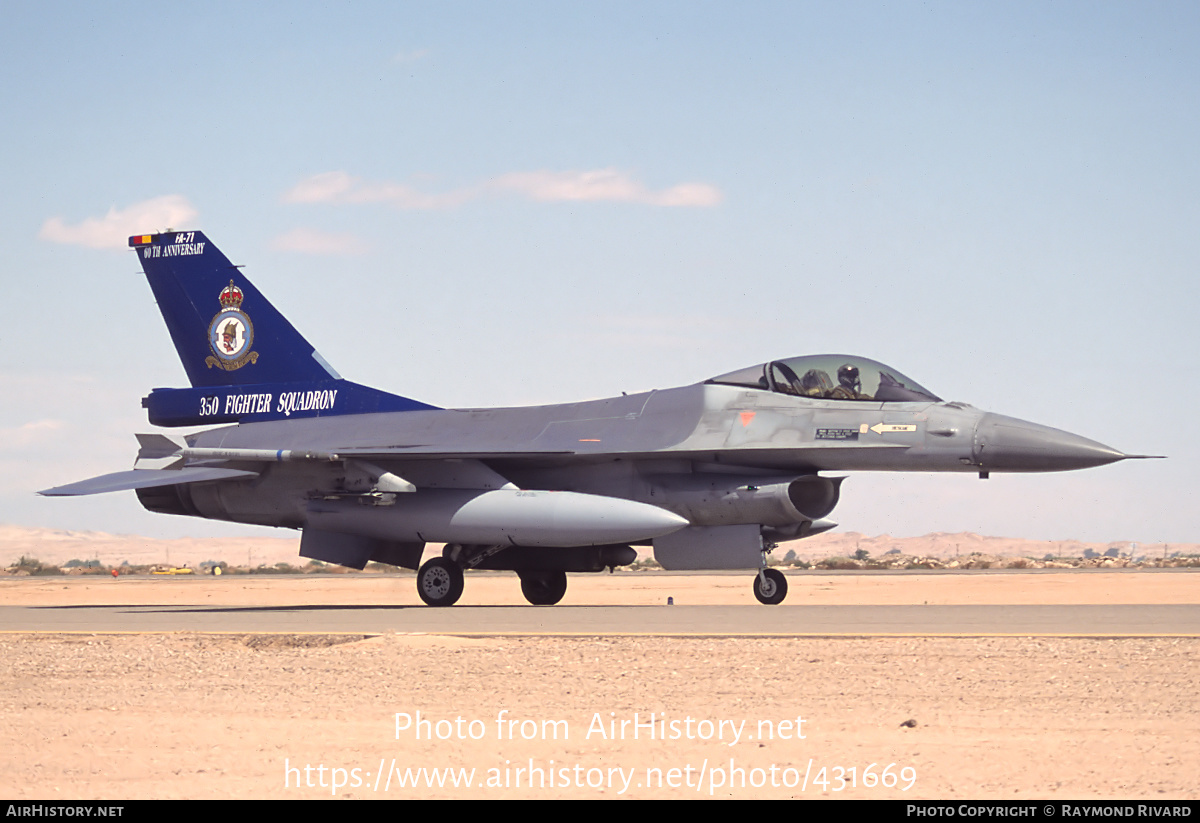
xmin=3 ymin=603 xmax=1198 ymax=635
xmin=2 ymin=571 xmax=1197 ymax=635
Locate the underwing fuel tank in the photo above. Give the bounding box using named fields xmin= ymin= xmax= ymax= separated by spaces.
xmin=304 ymin=488 xmax=689 ymax=547
xmin=972 ymin=413 xmax=1128 ymax=472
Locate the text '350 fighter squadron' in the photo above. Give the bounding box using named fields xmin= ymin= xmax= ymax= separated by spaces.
xmin=41 ymin=231 xmax=1157 ymax=606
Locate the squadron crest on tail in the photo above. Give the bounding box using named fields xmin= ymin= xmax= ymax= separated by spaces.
xmin=205 ymin=281 xmax=258 ymax=371
xmin=204 ymin=285 xmax=258 ymax=371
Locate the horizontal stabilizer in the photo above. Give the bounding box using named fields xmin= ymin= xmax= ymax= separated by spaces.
xmin=38 ymin=467 xmax=258 ymax=497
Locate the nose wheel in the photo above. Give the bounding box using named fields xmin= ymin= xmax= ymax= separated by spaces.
xmin=753 ymin=567 xmax=787 ymax=605
xmin=417 ymin=557 xmax=464 ymax=607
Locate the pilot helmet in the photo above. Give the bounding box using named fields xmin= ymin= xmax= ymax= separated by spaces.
xmin=800 ymin=369 xmax=833 ymax=395
xmin=837 ymin=363 xmax=861 ymax=392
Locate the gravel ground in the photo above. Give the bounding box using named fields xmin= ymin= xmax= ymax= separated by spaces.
xmin=1 ymin=572 xmax=1196 ymax=800
xmin=1 ymin=632 xmax=1196 ymax=799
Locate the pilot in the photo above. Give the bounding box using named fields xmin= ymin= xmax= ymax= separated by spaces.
xmin=799 ymin=369 xmax=834 ymax=397
xmin=830 ymin=363 xmax=866 ymax=400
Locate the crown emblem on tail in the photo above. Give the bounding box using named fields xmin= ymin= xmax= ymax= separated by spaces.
xmin=218 ymin=281 xmax=244 ymax=309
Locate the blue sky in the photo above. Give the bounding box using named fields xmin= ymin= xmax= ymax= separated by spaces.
xmin=2 ymin=1 xmax=1196 ymax=543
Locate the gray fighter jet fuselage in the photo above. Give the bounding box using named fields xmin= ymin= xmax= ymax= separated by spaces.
xmin=42 ymin=231 xmax=1147 ymax=606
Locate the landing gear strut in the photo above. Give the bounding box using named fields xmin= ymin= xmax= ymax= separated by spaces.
xmin=753 ymin=567 xmax=787 ymax=605
xmin=417 ymin=557 xmax=464 ymax=607
xmin=519 ymin=570 xmax=568 ymax=606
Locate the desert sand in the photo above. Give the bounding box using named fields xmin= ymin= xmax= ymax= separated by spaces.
xmin=1 ymin=571 xmax=1197 ymax=800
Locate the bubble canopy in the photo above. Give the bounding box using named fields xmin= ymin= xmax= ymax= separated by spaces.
xmin=706 ymin=354 xmax=941 ymax=403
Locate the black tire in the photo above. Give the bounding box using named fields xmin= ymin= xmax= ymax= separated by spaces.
xmin=417 ymin=557 xmax=464 ymax=607
xmin=753 ymin=568 xmax=788 ymax=605
xmin=519 ymin=570 xmax=568 ymax=606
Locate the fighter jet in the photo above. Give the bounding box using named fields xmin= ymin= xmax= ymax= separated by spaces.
xmin=41 ymin=231 xmax=1150 ymax=606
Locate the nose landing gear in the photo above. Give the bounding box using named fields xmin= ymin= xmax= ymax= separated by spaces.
xmin=753 ymin=567 xmax=787 ymax=605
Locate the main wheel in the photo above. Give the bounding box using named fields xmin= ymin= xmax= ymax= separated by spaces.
xmin=753 ymin=568 xmax=788 ymax=605
xmin=519 ymin=570 xmax=568 ymax=606
xmin=417 ymin=557 xmax=464 ymax=607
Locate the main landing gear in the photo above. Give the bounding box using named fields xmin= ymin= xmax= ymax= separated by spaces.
xmin=415 ymin=557 xmax=572 ymax=606
xmin=753 ymin=567 xmax=788 ymax=605
xmin=518 ymin=570 xmax=568 ymax=606
xmin=416 ymin=557 xmax=464 ymax=607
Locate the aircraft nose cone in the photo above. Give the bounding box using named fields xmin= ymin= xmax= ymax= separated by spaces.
xmin=973 ymin=413 xmax=1127 ymax=472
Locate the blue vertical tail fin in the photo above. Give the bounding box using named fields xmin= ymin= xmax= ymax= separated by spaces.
xmin=130 ymin=231 xmax=437 ymax=426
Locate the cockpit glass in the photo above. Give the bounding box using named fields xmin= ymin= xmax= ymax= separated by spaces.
xmin=707 ymin=355 xmax=940 ymax=402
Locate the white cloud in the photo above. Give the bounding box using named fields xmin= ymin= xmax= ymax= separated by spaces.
xmin=283 ymin=169 xmax=722 ymax=210
xmin=39 ymin=195 xmax=199 ymax=250
xmin=0 ymin=419 xmax=66 ymax=449
xmin=490 ymin=169 xmax=723 ymax=206
xmin=270 ymin=227 xmax=369 ymax=255
xmin=282 ymin=171 xmax=357 ymax=203
xmin=644 ymin=182 xmax=725 ymax=207
xmin=282 ymin=171 xmax=474 ymax=209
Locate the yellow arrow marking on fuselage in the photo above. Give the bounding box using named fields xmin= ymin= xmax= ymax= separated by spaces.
xmin=870 ymin=423 xmax=917 ymax=434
